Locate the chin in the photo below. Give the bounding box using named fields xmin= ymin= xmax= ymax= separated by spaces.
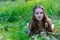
xmin=37 ymin=19 xmax=41 ymax=21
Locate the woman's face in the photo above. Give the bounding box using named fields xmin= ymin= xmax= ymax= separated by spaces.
xmin=34 ymin=8 xmax=44 ymax=21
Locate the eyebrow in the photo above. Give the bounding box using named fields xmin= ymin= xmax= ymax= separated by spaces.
xmin=35 ymin=12 xmax=43 ymax=13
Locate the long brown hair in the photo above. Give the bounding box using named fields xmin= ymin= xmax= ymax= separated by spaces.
xmin=28 ymin=5 xmax=52 ymax=37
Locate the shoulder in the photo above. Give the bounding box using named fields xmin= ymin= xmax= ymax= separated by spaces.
xmin=28 ymin=20 xmax=33 ymax=29
xmin=47 ymin=18 xmax=52 ymax=24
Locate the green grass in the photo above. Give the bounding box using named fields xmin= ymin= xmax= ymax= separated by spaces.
xmin=0 ymin=0 xmax=60 ymax=40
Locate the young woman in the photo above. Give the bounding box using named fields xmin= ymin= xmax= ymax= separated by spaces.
xmin=28 ymin=5 xmax=53 ymax=37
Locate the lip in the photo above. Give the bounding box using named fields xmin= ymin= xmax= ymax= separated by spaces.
xmin=38 ymin=17 xmax=41 ymax=19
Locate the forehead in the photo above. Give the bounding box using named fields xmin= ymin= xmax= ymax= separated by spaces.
xmin=35 ymin=8 xmax=43 ymax=12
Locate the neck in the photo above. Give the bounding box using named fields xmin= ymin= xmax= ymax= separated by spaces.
xmin=38 ymin=20 xmax=43 ymax=24
xmin=38 ymin=20 xmax=42 ymax=22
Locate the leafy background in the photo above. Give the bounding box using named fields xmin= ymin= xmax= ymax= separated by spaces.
xmin=0 ymin=0 xmax=60 ymax=40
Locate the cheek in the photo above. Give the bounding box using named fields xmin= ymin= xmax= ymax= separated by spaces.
xmin=40 ymin=14 xmax=44 ymax=19
xmin=41 ymin=14 xmax=43 ymax=17
xmin=34 ymin=14 xmax=38 ymax=18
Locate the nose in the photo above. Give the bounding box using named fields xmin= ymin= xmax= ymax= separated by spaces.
xmin=38 ymin=13 xmax=41 ymax=16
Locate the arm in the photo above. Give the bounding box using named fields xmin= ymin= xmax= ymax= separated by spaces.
xmin=28 ymin=21 xmax=32 ymax=37
xmin=46 ymin=18 xmax=53 ymax=32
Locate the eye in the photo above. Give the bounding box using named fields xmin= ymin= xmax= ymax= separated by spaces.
xmin=36 ymin=13 xmax=39 ymax=14
xmin=40 ymin=12 xmax=43 ymax=14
